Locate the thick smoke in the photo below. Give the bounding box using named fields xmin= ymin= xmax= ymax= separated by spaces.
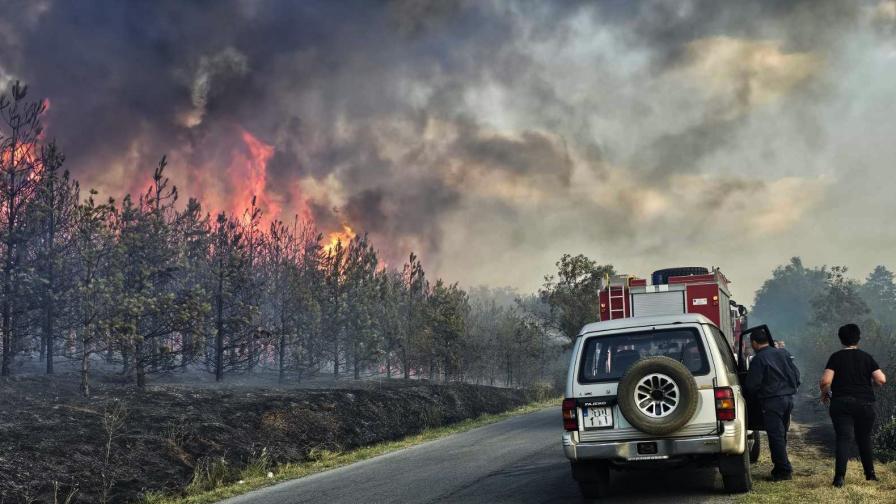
xmin=1 ymin=0 xmax=895 ymax=300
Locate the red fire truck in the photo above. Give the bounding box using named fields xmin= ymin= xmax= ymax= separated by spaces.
xmin=598 ymin=267 xmax=748 ymax=353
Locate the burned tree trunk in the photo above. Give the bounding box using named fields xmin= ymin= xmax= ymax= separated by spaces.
xmin=1 ymin=216 xmax=14 ymax=377
xmin=80 ymin=331 xmax=91 ymax=398
xmin=353 ymin=339 xmax=360 ymax=380
xmin=135 ymin=340 xmax=146 ymax=389
xmin=45 ymin=263 xmax=55 ymax=374
xmin=278 ymin=306 xmax=287 ymax=383
xmin=333 ymin=337 xmax=339 ymax=378
xmin=215 ymin=265 xmax=225 ymax=382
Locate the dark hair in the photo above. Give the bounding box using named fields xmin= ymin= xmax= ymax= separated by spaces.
xmin=750 ymin=327 xmax=770 ymax=345
xmin=838 ymin=324 xmax=861 ymax=346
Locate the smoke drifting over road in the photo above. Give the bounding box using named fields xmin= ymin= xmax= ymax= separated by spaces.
xmin=1 ymin=0 xmax=895 ymax=298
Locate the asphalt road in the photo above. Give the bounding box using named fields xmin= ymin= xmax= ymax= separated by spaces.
xmin=221 ymin=407 xmax=730 ymax=504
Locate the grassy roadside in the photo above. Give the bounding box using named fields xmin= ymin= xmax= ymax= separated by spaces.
xmin=142 ymin=397 xmax=560 ymax=504
xmin=738 ymin=422 xmax=896 ymax=504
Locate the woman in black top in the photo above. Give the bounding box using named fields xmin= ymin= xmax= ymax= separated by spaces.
xmin=819 ymin=324 xmax=887 ymax=487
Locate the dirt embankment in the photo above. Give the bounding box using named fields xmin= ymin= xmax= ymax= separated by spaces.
xmin=0 ymin=376 xmax=544 ymax=503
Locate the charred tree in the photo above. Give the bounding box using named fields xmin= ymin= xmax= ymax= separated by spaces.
xmin=0 ymin=82 xmax=44 ymax=376
xmin=31 ymin=143 xmax=78 ymax=374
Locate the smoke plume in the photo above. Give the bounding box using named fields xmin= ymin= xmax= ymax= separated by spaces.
xmin=2 ymin=0 xmax=895 ymax=300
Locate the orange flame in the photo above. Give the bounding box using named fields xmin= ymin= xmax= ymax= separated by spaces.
xmin=0 ymin=140 xmax=40 ymax=169
xmin=229 ymin=129 xmax=279 ymax=227
xmin=323 ymin=223 xmax=356 ymax=254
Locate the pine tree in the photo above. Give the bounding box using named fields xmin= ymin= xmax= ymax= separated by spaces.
xmin=71 ymin=191 xmax=117 ymax=397
xmin=0 ymin=81 xmax=45 ymax=376
xmin=428 ymin=280 xmax=468 ymax=383
xmin=261 ymin=219 xmax=305 ymax=382
xmin=113 ymin=159 xmax=208 ymax=388
xmin=293 ymin=227 xmax=323 ymax=379
xmin=241 ymin=197 xmax=264 ymax=372
xmin=377 ymin=270 xmax=403 ymax=379
xmin=401 ymin=253 xmax=427 ymax=379
xmin=321 ymin=239 xmax=348 ymax=377
xmin=175 ymin=198 xmax=212 ymax=366
xmin=208 ymin=212 xmax=253 ymax=382
xmin=29 ymin=142 xmax=79 ymax=374
xmin=343 ymin=234 xmax=380 ymax=380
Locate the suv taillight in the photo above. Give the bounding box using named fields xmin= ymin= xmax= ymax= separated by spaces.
xmin=562 ymin=398 xmax=578 ymax=431
xmin=714 ymin=387 xmax=736 ymax=421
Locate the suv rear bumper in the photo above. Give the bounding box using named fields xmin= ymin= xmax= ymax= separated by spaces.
xmin=563 ymin=432 xmax=723 ymax=461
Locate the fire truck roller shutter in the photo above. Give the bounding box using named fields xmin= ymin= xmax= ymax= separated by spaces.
xmin=632 ymin=291 xmax=685 ymax=317
xmin=652 ymin=267 xmax=710 ymax=285
xmin=718 ymin=290 xmax=732 ymax=342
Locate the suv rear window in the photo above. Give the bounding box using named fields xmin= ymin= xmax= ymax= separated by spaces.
xmin=578 ymin=328 xmax=710 ymax=383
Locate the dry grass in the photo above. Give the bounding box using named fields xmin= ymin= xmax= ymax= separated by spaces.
xmin=740 ymin=422 xmax=896 ymax=503
xmin=142 ymin=397 xmax=560 ymax=504
xmin=2 ymin=377 xmax=543 ymax=502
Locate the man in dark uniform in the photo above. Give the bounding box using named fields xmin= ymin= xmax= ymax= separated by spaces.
xmin=743 ymin=327 xmax=801 ymax=481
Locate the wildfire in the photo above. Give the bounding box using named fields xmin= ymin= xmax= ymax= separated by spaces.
xmin=0 ymin=140 xmax=40 ymax=169
xmin=230 ymin=129 xmax=279 ymax=227
xmin=323 ymin=224 xmax=356 ymax=254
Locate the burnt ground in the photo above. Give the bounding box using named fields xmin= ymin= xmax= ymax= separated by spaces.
xmin=0 ymin=371 xmax=543 ymax=503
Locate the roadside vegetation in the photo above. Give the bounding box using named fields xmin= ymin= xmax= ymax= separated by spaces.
xmin=751 ymin=258 xmax=896 ymax=459
xmin=0 ymin=377 xmax=553 ymax=503
xmin=143 ymin=397 xmax=558 ymax=504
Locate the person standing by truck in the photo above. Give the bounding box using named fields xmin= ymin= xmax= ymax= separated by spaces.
xmin=743 ymin=327 xmax=801 ymax=481
xmin=819 ymin=323 xmax=887 ymax=487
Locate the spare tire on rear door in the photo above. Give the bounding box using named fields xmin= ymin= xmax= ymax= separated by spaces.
xmin=617 ymin=356 xmax=699 ymax=435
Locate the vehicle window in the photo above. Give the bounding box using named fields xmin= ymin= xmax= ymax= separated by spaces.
xmin=578 ymin=328 xmax=710 ymax=383
xmin=709 ymin=325 xmax=737 ymax=374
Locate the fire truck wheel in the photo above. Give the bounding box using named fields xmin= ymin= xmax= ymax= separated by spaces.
xmin=617 ymin=356 xmax=699 ymax=436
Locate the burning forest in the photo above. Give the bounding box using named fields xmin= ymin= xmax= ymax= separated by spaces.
xmin=0 ymin=81 xmax=561 ymax=392
xmin=3 ymin=1 xmax=896 ymax=503
xmin=0 ymin=77 xmax=566 ymax=503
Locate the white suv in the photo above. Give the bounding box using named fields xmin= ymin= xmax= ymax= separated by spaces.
xmin=561 ymin=314 xmax=757 ymax=498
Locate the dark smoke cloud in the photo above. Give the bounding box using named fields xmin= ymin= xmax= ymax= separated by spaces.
xmin=635 ymin=117 xmax=744 ymax=176
xmin=1 ymin=0 xmax=892 ymax=298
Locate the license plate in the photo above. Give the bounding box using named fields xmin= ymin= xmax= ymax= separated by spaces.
xmin=582 ymin=406 xmax=614 ymax=430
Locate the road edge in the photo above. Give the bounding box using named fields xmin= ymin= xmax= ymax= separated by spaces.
xmin=141 ymin=397 xmax=561 ymax=504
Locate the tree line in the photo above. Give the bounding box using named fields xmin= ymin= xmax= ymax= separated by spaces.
xmin=752 ymin=257 xmax=896 ymax=458
xmin=0 ymin=82 xmax=575 ymax=396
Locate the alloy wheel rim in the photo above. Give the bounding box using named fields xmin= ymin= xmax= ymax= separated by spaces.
xmin=634 ymin=373 xmax=680 ymax=418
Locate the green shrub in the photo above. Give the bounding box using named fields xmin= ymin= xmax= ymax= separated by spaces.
xmin=874 ymin=415 xmax=896 ymax=462
xmin=240 ymin=448 xmax=272 ymax=480
xmin=186 ymin=456 xmax=230 ymax=493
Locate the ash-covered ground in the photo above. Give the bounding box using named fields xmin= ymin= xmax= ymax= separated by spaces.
xmin=0 ymin=367 xmax=542 ymax=503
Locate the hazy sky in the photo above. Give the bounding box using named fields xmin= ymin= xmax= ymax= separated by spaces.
xmin=1 ymin=0 xmax=895 ymax=303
